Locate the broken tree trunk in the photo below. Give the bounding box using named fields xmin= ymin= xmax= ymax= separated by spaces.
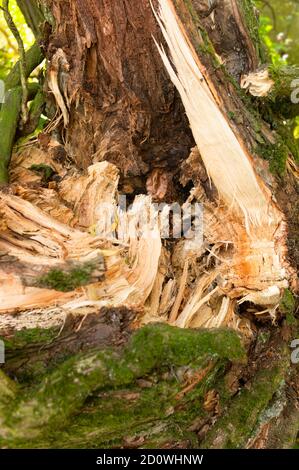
xmin=0 ymin=0 xmax=298 ymax=449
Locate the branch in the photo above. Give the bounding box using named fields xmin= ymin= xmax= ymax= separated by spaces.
xmin=0 ymin=83 xmax=39 ymax=184
xmin=259 ymin=0 xmax=277 ymax=31
xmin=19 ymin=87 xmax=45 ymax=136
xmin=0 ymin=39 xmax=44 ymax=183
xmin=16 ymin=0 xmax=44 ymax=38
xmin=4 ymin=42 xmax=44 ymax=90
xmin=2 ymin=0 xmax=28 ymax=123
xmin=0 ymin=86 xmax=22 ymax=184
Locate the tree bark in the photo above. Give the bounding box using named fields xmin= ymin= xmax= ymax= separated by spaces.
xmin=44 ymin=0 xmax=193 ymax=177
xmin=0 ymin=0 xmax=298 ymax=449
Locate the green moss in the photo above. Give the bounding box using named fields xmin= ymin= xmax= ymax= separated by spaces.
xmin=3 ymin=327 xmax=58 ymax=351
xmin=201 ymin=346 xmax=289 ymax=449
xmin=127 ymin=324 xmax=246 ymax=368
xmin=238 ymin=0 xmax=265 ymax=62
xmin=50 ymin=383 xmax=183 ymax=448
xmin=197 ymin=30 xmax=219 ymax=66
xmin=5 ymin=362 xmax=221 ymax=448
xmin=36 ymin=262 xmax=97 ymax=292
xmin=280 ymin=289 xmax=296 ymax=325
xmin=256 ymin=330 xmax=271 ymax=346
xmin=0 ymin=324 xmax=246 ymax=446
xmin=30 ymin=163 xmax=55 ymax=182
xmin=280 ymin=289 xmax=295 ymax=314
xmin=257 ymin=141 xmax=289 ymax=176
xmin=0 ymin=370 xmax=18 ymax=406
xmin=228 ymin=111 xmax=236 ymax=121
xmin=22 ymin=381 xmax=205 ymax=448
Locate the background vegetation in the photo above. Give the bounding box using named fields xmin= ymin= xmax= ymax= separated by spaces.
xmin=0 ymin=0 xmax=33 ymax=79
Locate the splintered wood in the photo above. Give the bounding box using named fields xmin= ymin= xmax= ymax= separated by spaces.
xmin=0 ymin=160 xmax=161 ymax=318
xmin=149 ymin=0 xmax=293 ymax=330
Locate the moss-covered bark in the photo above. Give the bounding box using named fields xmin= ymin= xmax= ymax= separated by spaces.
xmin=0 ymin=324 xmax=246 ymax=448
xmin=0 ymin=322 xmax=296 ymax=449
xmin=201 ymin=342 xmax=290 ymax=448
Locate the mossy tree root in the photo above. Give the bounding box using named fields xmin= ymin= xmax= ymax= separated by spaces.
xmin=0 ymin=324 xmax=246 ymax=446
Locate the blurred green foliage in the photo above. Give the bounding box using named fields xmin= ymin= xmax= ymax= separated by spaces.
xmin=0 ymin=0 xmax=34 ymax=80
xmin=255 ymin=0 xmax=299 ymax=139
xmin=256 ymin=0 xmax=299 ymax=65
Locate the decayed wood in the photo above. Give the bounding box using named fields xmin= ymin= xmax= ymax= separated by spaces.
xmin=44 ymin=0 xmax=193 ymax=176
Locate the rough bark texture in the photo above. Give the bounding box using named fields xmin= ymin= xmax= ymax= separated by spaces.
xmin=0 ymin=0 xmax=298 ymax=449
